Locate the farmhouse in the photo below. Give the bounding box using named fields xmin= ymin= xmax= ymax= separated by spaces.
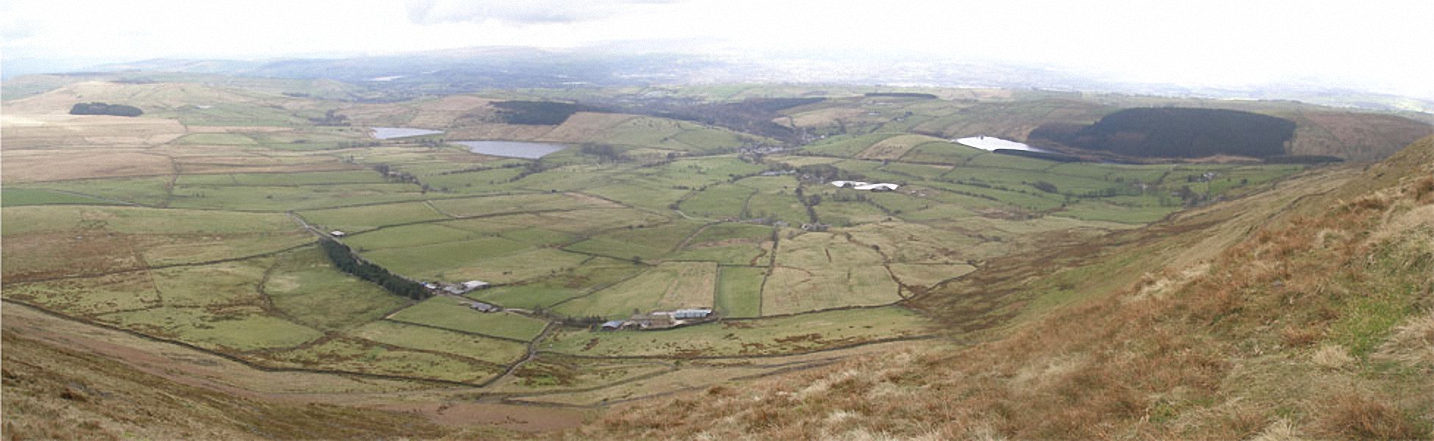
xmin=469 ymin=301 xmax=499 ymax=313
xmin=600 ymin=320 xmax=625 ymax=331
xmin=330 ymin=230 xmax=346 ymax=237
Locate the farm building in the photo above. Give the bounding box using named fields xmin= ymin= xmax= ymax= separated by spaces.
xmin=440 ymin=280 xmax=490 ymax=295
xmin=469 ymin=301 xmax=498 ymax=313
xmin=630 ymin=313 xmax=677 ymax=329
xmin=830 ymin=181 xmax=900 ymax=191
xmin=600 ymin=320 xmax=625 ymax=331
xmin=672 ymin=308 xmax=713 ymax=320
xmin=330 ymin=230 xmax=346 ymax=237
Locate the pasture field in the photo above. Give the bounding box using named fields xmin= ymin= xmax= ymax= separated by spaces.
xmin=297 ymin=201 xmax=450 ymax=233
xmin=177 ymin=170 xmax=385 ymax=186
xmin=801 ymin=133 xmax=897 ymax=157
xmin=765 ymin=232 xmax=902 ymax=315
xmin=540 ymin=306 xmax=929 ymax=357
xmin=677 ymin=184 xmax=755 ymax=219
xmin=264 ymin=247 xmax=411 ymax=331
xmin=348 ymin=320 xmax=530 ymax=365
xmin=485 ymin=356 xmax=672 ymax=392
xmin=467 ymin=258 xmax=645 ymax=310
xmin=168 ymin=182 xmax=430 ymax=211
xmin=357 ymin=236 xmax=531 ymax=279
xmin=715 ymin=266 xmax=766 ymax=317
xmin=856 ymin=134 xmax=946 ymax=160
xmin=387 ymin=296 xmax=549 ymax=341
xmin=564 ymin=220 xmax=702 ymax=261
xmin=552 ymin=261 xmax=718 ymax=319
xmin=0 ymin=188 xmax=117 ymax=206
xmin=258 ymin=337 xmax=507 ymax=384
xmin=6 ymin=176 xmax=173 ymax=206
xmin=99 ymin=306 xmax=324 ymax=352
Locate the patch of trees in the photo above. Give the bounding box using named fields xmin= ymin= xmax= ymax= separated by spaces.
xmin=795 ymin=164 xmax=865 ymax=183
xmin=492 ymin=100 xmax=604 ymax=125
xmin=1031 ymin=181 xmax=1059 ymax=193
xmin=1029 ymin=108 xmax=1296 ymax=159
xmin=579 ymin=143 xmax=629 ymax=163
xmin=1264 ymin=155 xmax=1344 ymax=164
xmin=993 ymin=149 xmax=1080 ymax=162
xmin=864 ymin=92 xmax=938 ymax=99
xmin=309 ymin=109 xmax=350 ymax=126
xmin=319 ymin=238 xmax=431 ymax=301
xmin=69 ymin=102 xmax=143 ymax=117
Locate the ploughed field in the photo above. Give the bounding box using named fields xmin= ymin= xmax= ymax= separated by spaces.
xmin=0 ymin=79 xmax=1314 ymax=405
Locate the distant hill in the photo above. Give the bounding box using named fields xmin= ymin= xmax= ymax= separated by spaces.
xmin=1030 ymin=107 xmax=1296 ymax=159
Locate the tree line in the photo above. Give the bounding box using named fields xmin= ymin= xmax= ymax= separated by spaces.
xmin=319 ymin=238 xmax=432 ymax=301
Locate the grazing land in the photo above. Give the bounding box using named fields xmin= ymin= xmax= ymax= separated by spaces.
xmin=7 ymin=76 xmax=1420 ymax=435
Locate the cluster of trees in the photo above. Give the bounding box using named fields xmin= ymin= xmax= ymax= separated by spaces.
xmin=492 ymin=100 xmax=604 ymax=125
xmin=69 ymin=102 xmax=143 ymax=117
xmin=580 ymin=143 xmax=629 ymax=163
xmin=1030 ymin=108 xmax=1295 ymax=159
xmin=795 ymin=164 xmax=866 ymax=183
xmin=319 ymin=239 xmax=431 ymax=301
xmin=309 ymin=109 xmax=350 ymax=126
xmin=864 ymin=92 xmax=938 ymax=99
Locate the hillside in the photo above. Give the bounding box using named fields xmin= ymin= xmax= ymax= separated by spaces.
xmin=574 ymin=136 xmax=1434 ymax=439
xmin=0 ymin=325 xmax=454 ymax=440
xmin=1030 ymin=107 xmax=1298 ymax=159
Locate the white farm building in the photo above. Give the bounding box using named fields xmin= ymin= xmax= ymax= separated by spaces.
xmin=831 ymin=181 xmax=899 ymax=191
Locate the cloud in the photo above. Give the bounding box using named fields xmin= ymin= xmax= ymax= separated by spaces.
xmin=405 ymin=0 xmax=679 ymax=25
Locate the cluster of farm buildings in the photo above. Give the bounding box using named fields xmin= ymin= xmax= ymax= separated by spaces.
xmin=600 ymin=308 xmax=715 ymax=331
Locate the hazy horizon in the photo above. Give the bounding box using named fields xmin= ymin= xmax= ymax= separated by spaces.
xmin=4 ymin=0 xmax=1431 ymax=99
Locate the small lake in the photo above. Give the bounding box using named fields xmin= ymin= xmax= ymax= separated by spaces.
xmin=370 ymin=127 xmax=444 ymax=140
xmin=456 ymin=141 xmax=568 ymax=159
xmin=954 ymin=136 xmax=1052 ymax=153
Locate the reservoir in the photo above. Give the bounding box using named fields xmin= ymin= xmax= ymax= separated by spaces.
xmin=456 ymin=141 xmax=568 ymax=159
xmin=954 ymin=136 xmax=1052 ymax=153
xmin=371 ymin=127 xmax=444 ymax=139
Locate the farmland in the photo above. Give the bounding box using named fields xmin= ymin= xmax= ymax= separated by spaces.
xmin=2 ymin=77 xmax=1341 ymax=421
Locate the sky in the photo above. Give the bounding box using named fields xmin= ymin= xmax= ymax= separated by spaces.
xmin=4 ymin=0 xmax=1432 ymax=98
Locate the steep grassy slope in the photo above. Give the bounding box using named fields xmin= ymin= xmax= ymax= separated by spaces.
xmin=576 ymin=137 xmax=1434 ymax=440
xmin=0 ymin=331 xmax=453 ymax=440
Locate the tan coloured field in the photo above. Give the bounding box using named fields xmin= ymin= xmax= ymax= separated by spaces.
xmin=856 ymin=134 xmax=947 ymax=160
xmin=0 ymin=114 xmax=186 ymax=149
xmin=538 ymin=112 xmax=639 ymax=142
xmin=2 ymin=81 xmax=283 ymax=116
xmin=407 ymin=95 xmax=495 ymax=127
xmin=2 ymin=149 xmax=174 ymax=183
xmin=764 ymin=232 xmax=901 ymax=315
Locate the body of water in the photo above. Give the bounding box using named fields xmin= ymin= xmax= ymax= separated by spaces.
xmin=954 ymin=136 xmax=1052 ymax=153
xmin=456 ymin=141 xmax=568 ymax=159
xmin=370 ymin=127 xmax=444 ymax=140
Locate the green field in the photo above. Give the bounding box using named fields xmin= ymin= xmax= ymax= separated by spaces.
xmin=387 ymin=296 xmax=548 ymax=341
xmin=0 ymin=77 xmax=1318 ymax=404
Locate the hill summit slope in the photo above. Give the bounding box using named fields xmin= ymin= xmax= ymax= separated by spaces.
xmin=576 ymin=137 xmax=1434 ymax=440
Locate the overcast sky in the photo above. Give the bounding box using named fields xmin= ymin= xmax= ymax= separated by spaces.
xmin=4 ymin=0 xmax=1431 ymax=97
